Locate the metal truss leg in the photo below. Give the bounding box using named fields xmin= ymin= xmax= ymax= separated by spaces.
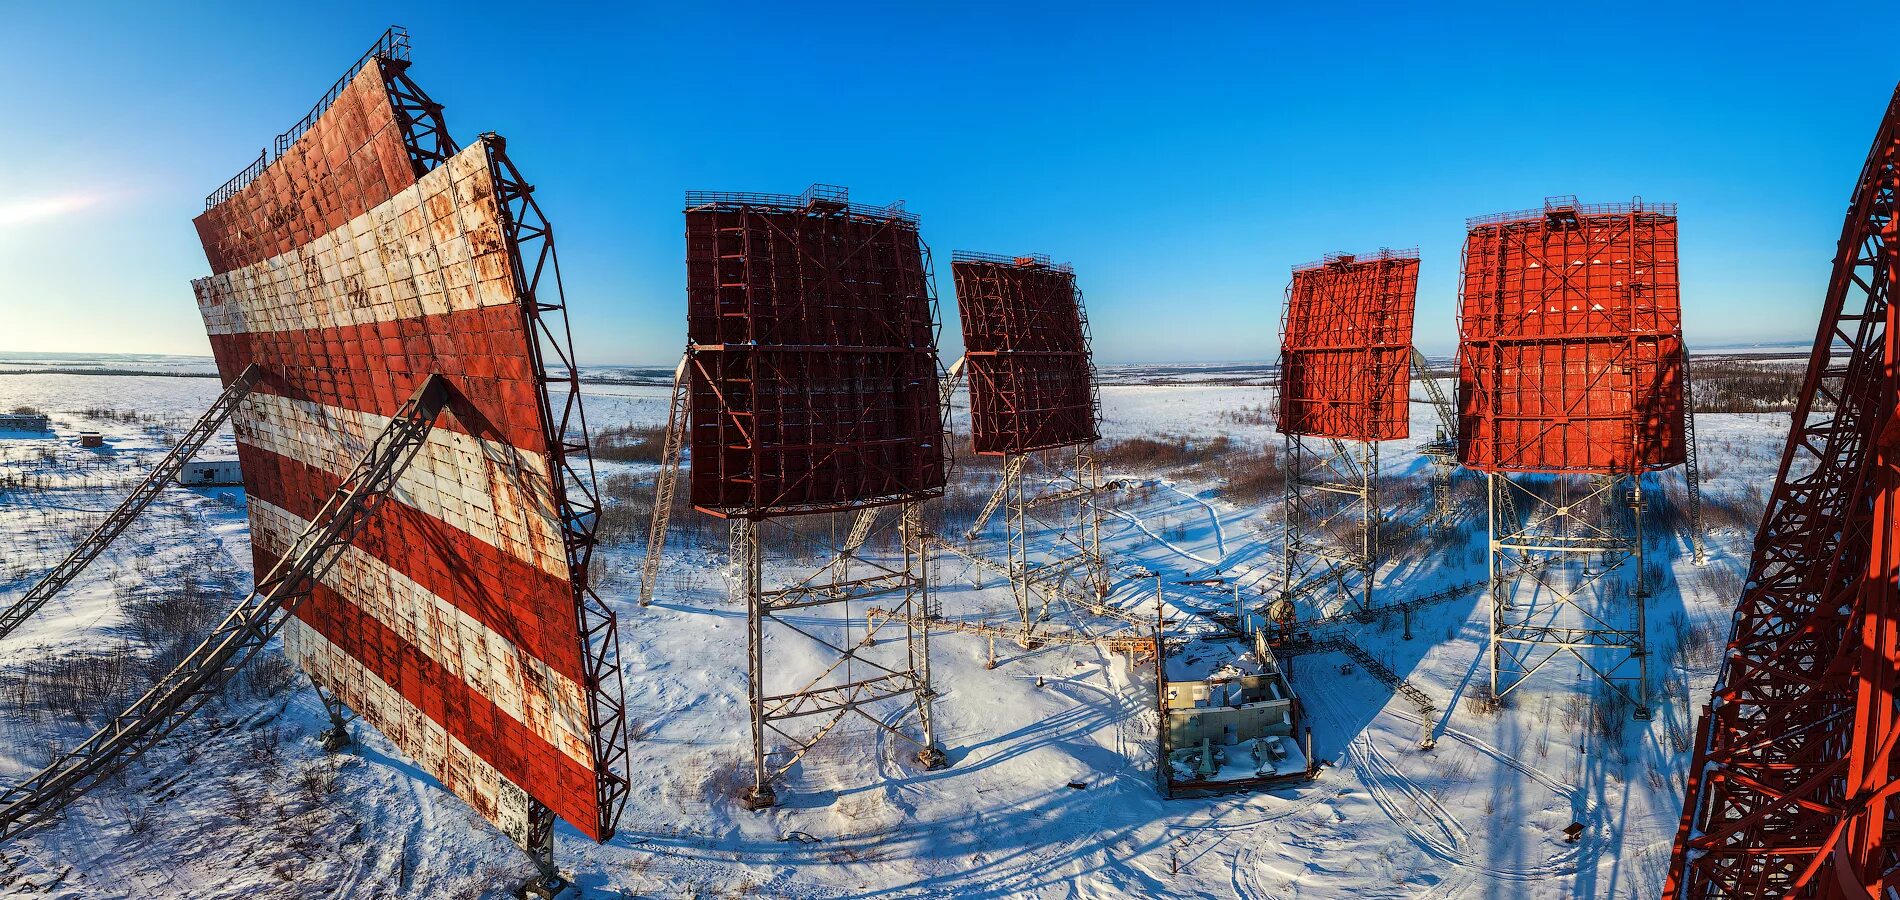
xmin=1080 ymin=446 xmax=1109 ymax=598
xmin=1677 ymin=344 xmax=1710 ymax=566
xmin=1488 ymin=471 xmax=1649 ymax=715
xmin=905 ymin=501 xmax=948 ymax=771
xmin=513 ymin=801 xmax=567 ymax=899
xmin=735 ymin=518 xmax=775 ymax=811
xmin=1487 ymin=472 xmax=1504 ymax=701
xmin=1004 ymin=455 xmax=1035 ymax=643
xmin=1628 ymin=480 xmax=1651 ymax=719
xmin=1280 ymin=434 xmax=1376 ymax=619
xmin=1362 ymin=441 xmax=1378 ymax=614
xmin=312 ymin=675 xmax=353 ymax=753
xmin=736 ymin=503 xmax=945 ymax=809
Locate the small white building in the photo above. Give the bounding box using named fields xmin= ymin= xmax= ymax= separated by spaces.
xmin=0 ymin=413 xmax=50 ymax=432
xmin=1162 ymin=635 xmax=1310 ymax=794
xmin=179 ymin=458 xmax=244 ymax=487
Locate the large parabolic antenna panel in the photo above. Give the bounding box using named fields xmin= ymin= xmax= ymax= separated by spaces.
xmin=1457 ymin=200 xmax=1686 ymax=473
xmin=684 ymin=187 xmax=945 ymax=518
xmin=1276 ymin=250 xmax=1419 ymax=441
xmin=191 ymin=52 xmax=625 ymax=842
xmin=951 ymin=252 xmax=1100 ymax=456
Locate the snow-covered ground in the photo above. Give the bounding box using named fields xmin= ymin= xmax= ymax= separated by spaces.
xmin=0 ymin=362 xmax=1781 ymax=898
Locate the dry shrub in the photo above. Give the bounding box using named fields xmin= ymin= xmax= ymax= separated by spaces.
xmin=591 ymin=424 xmax=670 ymax=463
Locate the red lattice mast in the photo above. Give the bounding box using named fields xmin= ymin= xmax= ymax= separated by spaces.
xmin=1667 ymin=83 xmax=1900 ymax=898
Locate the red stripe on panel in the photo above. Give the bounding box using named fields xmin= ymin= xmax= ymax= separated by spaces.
xmin=274 ymin=561 xmax=602 ymax=839
xmin=207 ymin=305 xmax=547 ymax=454
xmin=241 ymin=445 xmax=586 ymax=685
xmin=194 ymin=62 xmax=417 ymax=275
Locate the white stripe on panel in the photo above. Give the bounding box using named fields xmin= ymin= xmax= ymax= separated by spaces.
xmin=281 ymin=618 xmax=534 ymax=844
xmin=235 ymin=391 xmax=567 ymax=578
xmin=193 ymin=144 xmax=516 ymax=336
xmin=253 ymin=499 xmax=593 ymax=769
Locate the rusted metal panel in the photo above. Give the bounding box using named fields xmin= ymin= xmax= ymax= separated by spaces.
xmin=282 ymin=619 xmax=537 ymax=844
xmin=193 ymin=60 xmax=417 ymax=276
xmin=1276 ymin=250 xmax=1418 ymax=441
xmin=1457 ymin=200 xmax=1685 ymax=473
xmin=952 ymin=252 xmax=1099 ymax=455
xmin=683 ymin=188 xmax=946 ymax=517
xmin=193 ymin=69 xmax=615 ymax=838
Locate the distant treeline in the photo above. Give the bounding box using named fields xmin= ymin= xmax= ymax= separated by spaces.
xmin=1692 ymin=359 xmax=1809 ymax=413
xmin=0 ymin=368 xmax=217 ymax=378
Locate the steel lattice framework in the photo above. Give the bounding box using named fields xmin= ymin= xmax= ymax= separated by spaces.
xmin=680 ymin=185 xmax=947 ymax=810
xmin=684 ymin=185 xmax=945 ymax=517
xmin=950 ymin=251 xmax=1109 ymax=642
xmin=1274 ymin=250 xmax=1418 ymax=622
xmin=1411 ymin=348 xmax=1462 ymax=530
xmin=952 ymin=252 xmax=1100 ymax=455
xmin=1667 ymin=84 xmax=1900 ymax=899
xmin=1458 ymin=198 xmax=1693 ymax=710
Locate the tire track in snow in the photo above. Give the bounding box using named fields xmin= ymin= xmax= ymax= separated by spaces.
xmin=1305 ymin=679 xmax=1582 ymax=885
xmin=1157 ymin=480 xmax=1228 ymax=570
xmin=1104 ymin=494 xmax=1221 ymax=570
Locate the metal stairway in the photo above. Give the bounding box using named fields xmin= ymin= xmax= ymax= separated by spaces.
xmin=0 ymin=375 xmax=447 ymax=842
xmin=0 ymin=364 xmax=263 ymax=641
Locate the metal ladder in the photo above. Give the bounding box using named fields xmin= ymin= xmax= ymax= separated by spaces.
xmin=0 ymin=375 xmax=447 ymax=842
xmin=638 ymin=353 xmax=691 ymax=607
xmin=0 ymin=364 xmax=263 ymax=641
xmin=1677 ymin=346 xmax=1710 ymax=565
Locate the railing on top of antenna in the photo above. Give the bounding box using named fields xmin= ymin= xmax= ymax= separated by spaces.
xmin=1290 ymin=247 xmax=1421 ymax=273
xmin=203 ymin=26 xmax=413 ymax=210
xmin=1466 ymin=199 xmax=1677 ymax=228
xmin=683 ymin=187 xmax=919 ymax=224
xmin=800 ymin=183 xmax=849 ymax=206
xmin=949 ymin=250 xmax=1074 ymax=273
xmin=205 ymin=151 xmax=268 ymax=211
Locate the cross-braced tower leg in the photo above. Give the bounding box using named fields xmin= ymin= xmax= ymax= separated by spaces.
xmin=904 ymin=501 xmax=947 ymax=770
xmin=735 ymin=502 xmax=946 ymax=811
xmin=1677 ymin=345 xmax=1710 ymax=566
xmin=1003 ymin=454 xmax=1037 ymax=641
xmin=1280 ymin=433 xmax=1378 ymax=619
xmin=1078 ymin=445 xmax=1109 ymax=598
xmin=1486 ymin=472 xmax=1649 ymax=716
xmin=736 ymin=517 xmax=774 ymax=811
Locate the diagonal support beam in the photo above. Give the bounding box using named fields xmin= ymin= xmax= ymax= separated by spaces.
xmin=0 ymin=364 xmax=263 ymax=641
xmin=0 ymin=375 xmax=449 ymax=842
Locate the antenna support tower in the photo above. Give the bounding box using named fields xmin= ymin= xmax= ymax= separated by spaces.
xmin=680 ymin=186 xmax=948 ymax=810
xmin=1274 ymin=249 xmax=1419 ymax=626
xmin=1666 ymin=83 xmax=1900 ymax=898
xmin=950 ymin=251 xmax=1108 ymax=646
xmin=1459 ymin=197 xmax=1689 ymax=713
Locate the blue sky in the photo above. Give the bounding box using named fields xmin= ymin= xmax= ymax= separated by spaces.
xmin=0 ymin=2 xmax=1891 ymax=364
